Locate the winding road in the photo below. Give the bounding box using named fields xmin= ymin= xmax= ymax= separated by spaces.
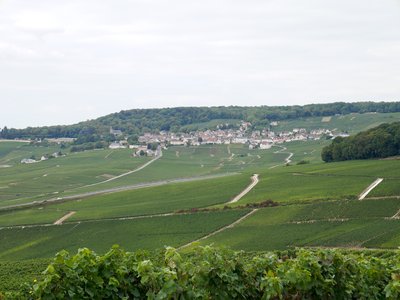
xmin=83 ymin=146 xmax=163 ymax=188
xmin=269 ymin=145 xmax=294 ymax=169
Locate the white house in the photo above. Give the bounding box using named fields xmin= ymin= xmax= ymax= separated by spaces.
xmin=21 ymin=158 xmax=37 ymax=164
xmin=109 ymin=142 xmax=126 ymax=149
xmin=260 ymin=141 xmax=272 ymax=149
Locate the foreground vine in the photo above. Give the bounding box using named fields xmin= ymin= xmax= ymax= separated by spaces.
xmin=3 ymin=245 xmax=400 ymax=299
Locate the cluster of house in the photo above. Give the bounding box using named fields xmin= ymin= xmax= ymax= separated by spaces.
xmin=133 ymin=125 xmax=348 ymax=151
xmin=21 ymin=152 xmax=64 ymax=164
xmin=107 ymin=122 xmax=350 ymax=153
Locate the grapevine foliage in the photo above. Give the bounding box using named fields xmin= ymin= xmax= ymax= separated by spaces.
xmin=6 ymin=245 xmax=400 ymax=299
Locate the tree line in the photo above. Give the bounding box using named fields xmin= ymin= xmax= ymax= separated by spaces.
xmin=1 ymin=102 xmax=400 ymax=143
xmin=322 ymin=121 xmax=400 ymax=162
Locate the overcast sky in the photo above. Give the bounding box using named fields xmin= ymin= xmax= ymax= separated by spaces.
xmin=1 ymin=0 xmax=400 ymax=128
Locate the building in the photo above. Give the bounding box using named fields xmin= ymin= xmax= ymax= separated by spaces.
xmin=109 ymin=142 xmax=126 ymax=149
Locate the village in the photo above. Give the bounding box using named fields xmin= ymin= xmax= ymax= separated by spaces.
xmin=109 ymin=121 xmax=349 ymax=156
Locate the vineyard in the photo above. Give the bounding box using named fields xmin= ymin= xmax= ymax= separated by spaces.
xmin=2 ymin=245 xmax=400 ymax=299
xmin=1 ymin=112 xmax=400 ymax=297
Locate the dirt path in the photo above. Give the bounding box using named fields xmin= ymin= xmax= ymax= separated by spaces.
xmin=228 ymin=174 xmax=259 ymax=204
xmin=367 ymin=196 xmax=400 ymax=200
xmin=104 ymin=151 xmax=114 ymax=159
xmin=358 ymin=178 xmax=384 ymax=200
xmin=269 ymin=145 xmax=294 ymax=169
xmin=178 ymin=209 xmax=259 ymax=250
xmin=83 ymin=148 xmax=163 ymax=188
xmin=54 ymin=211 xmax=76 ymax=225
xmin=390 ymin=208 xmax=400 ymax=219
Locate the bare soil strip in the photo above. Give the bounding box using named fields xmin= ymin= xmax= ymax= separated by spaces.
xmin=178 ymin=209 xmax=259 ymax=250
xmin=368 ymin=196 xmax=400 ymax=200
xmin=228 ymin=174 xmax=259 ymax=204
xmin=54 ymin=211 xmax=76 ymax=225
xmin=288 ymin=218 xmax=350 ymax=224
xmin=358 ymin=178 xmax=384 ymax=200
xmin=391 ymin=208 xmax=400 ymax=219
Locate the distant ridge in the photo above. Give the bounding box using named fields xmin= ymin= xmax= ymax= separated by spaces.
xmin=1 ymin=101 xmax=400 ymax=140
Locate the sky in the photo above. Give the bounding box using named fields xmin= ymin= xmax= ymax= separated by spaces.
xmin=1 ymin=0 xmax=400 ymax=128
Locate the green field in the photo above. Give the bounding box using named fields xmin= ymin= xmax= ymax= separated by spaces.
xmin=237 ymin=172 xmax=372 ymax=204
xmin=0 ymin=143 xmax=288 ymax=209
xmin=367 ymin=178 xmax=400 ymax=198
xmin=1 ymin=112 xmax=400 ymax=294
xmin=0 ymin=210 xmax=247 ymax=260
xmin=64 ymin=144 xmax=287 ymax=195
xmin=0 ymin=173 xmax=251 ymax=226
xmin=201 ymin=199 xmax=400 ymax=251
xmin=230 ymin=157 xmax=400 ymax=205
xmin=273 ymin=112 xmax=400 ymax=134
xmin=0 ymin=144 xmax=151 ymax=206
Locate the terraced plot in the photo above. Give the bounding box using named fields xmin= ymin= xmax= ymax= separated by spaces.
xmin=236 ymin=172 xmax=372 ymax=204
xmin=0 ymin=145 xmax=151 ymax=207
xmin=201 ymin=199 xmax=400 ymax=251
xmin=0 ymin=210 xmax=248 ymax=260
xmin=66 ymin=145 xmax=285 ymax=195
xmin=0 ymin=173 xmax=251 ymax=226
xmin=368 ymin=179 xmax=400 ymax=198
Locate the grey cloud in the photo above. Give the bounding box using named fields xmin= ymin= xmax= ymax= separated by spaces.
xmin=0 ymin=0 xmax=399 ymax=128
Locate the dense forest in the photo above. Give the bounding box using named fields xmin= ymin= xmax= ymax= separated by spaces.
xmin=321 ymin=122 xmax=400 ymax=162
xmin=1 ymin=102 xmax=400 ymax=143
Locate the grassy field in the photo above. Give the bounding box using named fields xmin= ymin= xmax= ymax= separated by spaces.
xmin=0 ymin=210 xmax=247 ymax=260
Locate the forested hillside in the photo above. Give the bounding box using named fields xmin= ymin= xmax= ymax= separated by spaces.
xmin=1 ymin=102 xmax=400 ymax=141
xmin=321 ymin=121 xmax=400 ymax=162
